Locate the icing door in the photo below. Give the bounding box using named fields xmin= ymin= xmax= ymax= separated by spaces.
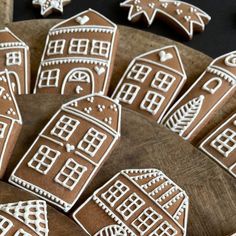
xmin=62 ymin=68 xmax=94 ymax=96
xmin=9 ymin=71 xmax=21 ymax=94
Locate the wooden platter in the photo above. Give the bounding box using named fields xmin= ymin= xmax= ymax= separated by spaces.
xmin=0 ymin=2 xmax=235 ymax=235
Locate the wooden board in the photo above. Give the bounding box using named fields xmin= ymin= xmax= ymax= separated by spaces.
xmin=0 ymin=181 xmax=87 ymax=235
xmin=3 ymin=93 xmax=236 ymax=236
xmin=0 ymin=17 xmax=235 ymax=236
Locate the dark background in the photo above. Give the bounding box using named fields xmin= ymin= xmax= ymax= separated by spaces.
xmin=14 ymin=0 xmax=236 ymax=58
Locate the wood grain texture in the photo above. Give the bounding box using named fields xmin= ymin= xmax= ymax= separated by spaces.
xmin=0 ymin=19 xmax=235 ymax=236
xmin=2 ymin=94 xmax=235 ymax=236
xmin=0 ymin=0 xmax=13 ymax=25
xmin=5 ymin=19 xmax=229 ymax=143
xmin=0 ymin=180 xmax=87 ymax=235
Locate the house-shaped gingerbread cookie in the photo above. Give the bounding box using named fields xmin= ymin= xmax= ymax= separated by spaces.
xmin=9 ymin=94 xmax=121 ymax=212
xmin=73 ymin=169 xmax=189 ymax=236
xmin=162 ymin=51 xmax=236 ymax=142
xmin=33 ymin=9 xmax=118 ymax=96
xmin=0 ymin=69 xmax=22 ymax=178
xmin=199 ymin=113 xmax=236 ymax=178
xmin=112 ymin=46 xmax=186 ymax=123
xmin=0 ymin=200 xmax=49 ymax=236
xmin=0 ymin=28 xmax=30 ymax=94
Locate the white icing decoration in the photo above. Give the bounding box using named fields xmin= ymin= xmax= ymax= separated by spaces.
xmin=225 ymin=54 xmax=236 ymax=67
xmin=0 ymin=215 xmax=13 ymax=235
xmin=73 ymin=169 xmax=189 ymax=236
xmin=9 ymin=94 xmax=121 ymax=212
xmin=94 ymin=225 xmax=128 ymax=236
xmin=210 ymin=128 xmax=236 ymax=158
xmin=0 ymin=28 xmax=30 ymax=94
xmin=199 ymin=113 xmax=236 ymax=178
xmin=0 ymin=200 xmax=49 ymax=236
xmin=66 ymin=143 xmax=75 ymax=153
xmin=54 ymin=158 xmax=87 ymax=191
xmin=94 ymin=66 xmax=105 ymax=75
xmin=112 ymin=46 xmax=187 ymax=123
xmin=159 ymin=50 xmax=173 ymax=62
xmin=50 ymin=115 xmax=80 ymax=141
xmin=164 ymin=95 xmax=204 ymax=137
xmin=14 ymin=228 xmax=32 ymax=236
xmin=127 ymin=63 xmax=152 ymax=83
xmin=28 ymin=145 xmax=60 ymax=175
xmin=202 ymin=77 xmax=222 ymax=94
xmin=33 ymin=9 xmax=118 ymax=95
xmin=77 ymin=127 xmax=107 ymax=157
xmin=140 ymin=91 xmax=165 ymax=115
xmin=32 ymin=0 xmax=64 ymax=16
xmin=116 ymin=83 xmax=140 ymax=105
xmin=97 ymin=104 xmax=105 ymax=112
xmin=120 ymin=0 xmax=211 ymax=38
xmin=76 ymin=15 xmax=90 ymax=25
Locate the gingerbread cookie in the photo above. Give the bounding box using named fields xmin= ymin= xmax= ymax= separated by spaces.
xmin=9 ymin=94 xmax=121 ymax=212
xmin=0 ymin=70 xmax=22 ymax=178
xmin=73 ymin=169 xmax=189 ymax=236
xmin=0 ymin=200 xmax=49 ymax=236
xmin=33 ymin=0 xmax=71 ymax=17
xmin=162 ymin=51 xmax=236 ymax=142
xmin=199 ymin=113 xmax=236 ymax=178
xmin=121 ymin=0 xmax=211 ymax=40
xmin=0 ymin=28 xmax=30 ymax=95
xmin=112 ymin=46 xmax=186 ymax=123
xmin=34 ymin=9 xmax=119 ymax=96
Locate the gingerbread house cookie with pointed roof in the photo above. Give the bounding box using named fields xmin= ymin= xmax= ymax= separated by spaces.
xmin=0 ymin=200 xmax=49 ymax=236
xmin=162 ymin=51 xmax=236 ymax=142
xmin=0 ymin=69 xmax=22 ymax=178
xmin=33 ymin=9 xmax=118 ymax=96
xmin=73 ymin=169 xmax=189 ymax=236
xmin=9 ymin=94 xmax=121 ymax=212
xmin=112 ymin=46 xmax=186 ymax=123
xmin=0 ymin=28 xmax=30 ymax=94
xmin=199 ymin=112 xmax=236 ymax=178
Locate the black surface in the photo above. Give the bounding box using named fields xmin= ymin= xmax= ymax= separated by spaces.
xmin=14 ymin=0 xmax=236 ymax=58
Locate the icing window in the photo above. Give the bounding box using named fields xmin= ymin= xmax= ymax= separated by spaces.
xmin=38 ymin=69 xmax=60 ymax=88
xmin=47 ymin=39 xmax=65 ymax=55
xmin=140 ymin=91 xmax=165 ymax=115
xmin=101 ymin=180 xmax=129 ymax=207
xmin=77 ymin=128 xmax=107 ymax=157
xmin=116 ymin=83 xmax=140 ymax=104
xmin=211 ymin=128 xmax=236 ymax=157
xmin=91 ymin=40 xmax=111 ymax=58
xmin=0 ymin=122 xmax=7 ymax=139
xmin=151 ymin=71 xmax=176 ymax=92
xmin=116 ymin=193 xmax=145 ymax=221
xmin=0 ymin=215 xmax=13 ymax=236
xmin=131 ymin=207 xmax=162 ymax=235
xmin=150 ymin=221 xmax=177 ymax=236
xmin=14 ymin=229 xmax=32 ymax=236
xmin=69 ymin=39 xmax=89 ymax=55
xmin=55 ymin=158 xmax=87 ymax=190
xmin=127 ymin=63 xmax=152 ymax=83
xmin=28 ymin=145 xmax=60 ymax=175
xmin=6 ymin=51 xmax=22 ymax=66
xmin=51 ymin=115 xmax=80 ymax=141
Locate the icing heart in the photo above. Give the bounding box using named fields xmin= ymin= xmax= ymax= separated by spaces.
xmin=76 ymin=15 xmax=90 ymax=25
xmin=159 ymin=50 xmax=173 ymax=62
xmin=66 ymin=144 xmax=75 ymax=153
xmin=95 ymin=66 xmax=105 ymax=75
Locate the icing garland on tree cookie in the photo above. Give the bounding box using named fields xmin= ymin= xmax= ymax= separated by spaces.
xmin=120 ymin=0 xmax=211 ymax=39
